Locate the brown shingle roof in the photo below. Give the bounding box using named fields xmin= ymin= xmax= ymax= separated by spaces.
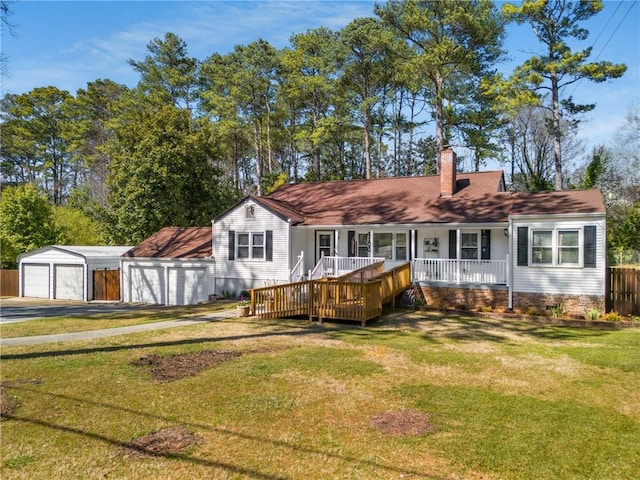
xmin=511 ymin=190 xmax=605 ymax=216
xmin=124 ymin=227 xmax=212 ymax=259
xmin=266 ymin=171 xmax=510 ymax=225
xmin=260 ymin=173 xmax=604 ymax=225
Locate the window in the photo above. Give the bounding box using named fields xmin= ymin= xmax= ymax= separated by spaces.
xmin=374 ymin=233 xmax=393 ymax=259
xmin=373 ymin=232 xmax=408 ymax=261
xmin=395 ymin=233 xmax=407 ymax=260
xmin=237 ymin=232 xmax=264 ymax=260
xmin=528 ymin=228 xmax=584 ymax=267
xmin=245 ymin=204 xmax=255 ymax=219
xmin=237 ymin=233 xmax=250 ymax=259
xmin=357 ymin=233 xmax=370 ymax=257
xmin=558 ymin=230 xmax=579 ymax=265
xmin=461 ymin=233 xmax=479 ymax=260
xmin=252 ymin=232 xmax=264 ymax=259
xmin=532 ymin=231 xmax=553 ymax=264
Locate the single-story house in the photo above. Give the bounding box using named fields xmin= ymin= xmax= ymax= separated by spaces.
xmin=212 ymin=148 xmax=606 ymax=315
xmin=121 ymin=227 xmax=214 ymax=305
xmin=18 ymin=245 xmax=132 ymax=301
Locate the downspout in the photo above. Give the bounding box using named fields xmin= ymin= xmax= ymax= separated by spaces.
xmin=508 ymin=218 xmax=513 ymax=310
xmin=211 ymin=219 xmax=216 ymax=296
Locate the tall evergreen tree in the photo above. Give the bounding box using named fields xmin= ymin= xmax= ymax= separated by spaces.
xmin=502 ymin=0 xmax=626 ymax=190
xmin=376 ymin=0 xmax=505 ymax=169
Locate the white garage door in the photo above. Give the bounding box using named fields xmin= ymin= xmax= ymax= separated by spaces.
xmin=130 ymin=266 xmax=165 ymax=304
xmin=23 ymin=264 xmax=50 ymax=298
xmin=168 ymin=267 xmax=207 ymax=306
xmin=55 ymin=265 xmax=84 ymax=301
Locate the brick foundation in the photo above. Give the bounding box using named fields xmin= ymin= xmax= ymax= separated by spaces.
xmin=512 ymin=292 xmax=605 ymax=317
xmin=417 ymin=284 xmax=605 ymax=317
xmin=418 ymin=284 xmax=508 ymax=311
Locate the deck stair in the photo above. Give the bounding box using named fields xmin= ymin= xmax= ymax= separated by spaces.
xmin=250 ymin=261 xmax=412 ymax=327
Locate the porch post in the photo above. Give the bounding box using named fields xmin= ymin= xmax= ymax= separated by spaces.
xmin=334 ymin=230 xmax=339 ymax=256
xmin=456 ymin=229 xmax=461 ymax=284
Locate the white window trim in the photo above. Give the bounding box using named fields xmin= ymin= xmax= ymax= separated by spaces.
xmin=461 ymin=231 xmax=480 ymax=260
xmin=371 ymin=231 xmax=409 ymax=261
xmin=237 ymin=231 xmax=265 ymax=260
xmin=529 ymin=227 xmax=582 ymax=267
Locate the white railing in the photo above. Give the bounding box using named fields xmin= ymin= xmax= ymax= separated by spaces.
xmin=412 ymin=258 xmax=508 ymax=285
xmin=308 ymin=256 xmax=386 ymax=280
xmin=290 ymin=251 xmax=305 ymax=282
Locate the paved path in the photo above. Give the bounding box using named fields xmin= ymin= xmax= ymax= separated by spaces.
xmin=0 ymin=310 xmax=237 ymax=347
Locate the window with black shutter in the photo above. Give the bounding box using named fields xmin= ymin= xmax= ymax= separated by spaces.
xmin=517 ymin=227 xmax=528 ymax=266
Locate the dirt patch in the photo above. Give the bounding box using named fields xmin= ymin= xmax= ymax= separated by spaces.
xmin=0 ymin=387 xmax=19 ymax=418
xmin=0 ymin=379 xmax=43 ymax=419
xmin=131 ymin=346 xmax=288 ymax=382
xmin=123 ymin=426 xmax=200 ymax=458
xmin=371 ymin=409 xmax=435 ymax=436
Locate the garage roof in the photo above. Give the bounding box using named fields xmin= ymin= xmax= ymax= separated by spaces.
xmin=123 ymin=227 xmax=212 ymax=259
xmin=19 ymin=245 xmax=132 ymax=261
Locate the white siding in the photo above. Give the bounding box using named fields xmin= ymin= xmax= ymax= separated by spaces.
xmin=122 ymin=259 xmax=215 ymax=305
xmin=511 ymin=216 xmax=606 ymax=296
xmin=19 ymin=246 xmax=129 ymax=301
xmin=214 ymin=200 xmax=291 ymax=294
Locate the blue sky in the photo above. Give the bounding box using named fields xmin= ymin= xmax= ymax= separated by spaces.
xmin=2 ymin=0 xmax=638 ymax=166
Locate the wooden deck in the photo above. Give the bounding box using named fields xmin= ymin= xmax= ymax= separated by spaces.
xmin=250 ymin=262 xmax=411 ymax=327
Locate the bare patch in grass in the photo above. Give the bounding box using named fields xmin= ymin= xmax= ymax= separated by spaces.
xmin=131 ymin=346 xmax=288 ymax=382
xmin=371 ymin=409 xmax=435 ymax=436
xmin=123 ymin=426 xmax=201 ymax=458
xmin=0 ymin=379 xmax=43 ymax=419
xmin=0 ymin=387 xmax=19 ymax=418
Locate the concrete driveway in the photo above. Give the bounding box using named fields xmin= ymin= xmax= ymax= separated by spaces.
xmin=0 ymin=298 xmax=166 ymax=324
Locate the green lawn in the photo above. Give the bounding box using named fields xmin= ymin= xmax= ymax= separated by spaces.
xmin=0 ymin=302 xmax=236 ymax=338
xmin=1 ymin=310 xmax=638 ymax=479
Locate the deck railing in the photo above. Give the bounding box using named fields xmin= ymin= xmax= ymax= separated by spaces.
xmin=309 ymin=256 xmax=385 ymax=280
xmin=250 ymin=262 xmax=412 ymax=327
xmin=290 ymin=252 xmax=305 ymax=282
xmin=377 ymin=262 xmax=412 ymax=305
xmin=412 ymin=258 xmax=508 ymax=285
xmin=333 ymin=260 xmax=384 ymax=282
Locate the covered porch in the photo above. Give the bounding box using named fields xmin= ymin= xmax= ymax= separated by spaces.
xmin=412 ymin=257 xmax=509 ymax=286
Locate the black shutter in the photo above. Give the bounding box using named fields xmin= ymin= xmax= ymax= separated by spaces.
xmin=449 ymin=230 xmax=457 ymax=259
xmin=517 ymin=227 xmax=528 ymax=266
xmin=481 ymin=229 xmax=491 ymax=260
xmin=265 ymin=230 xmax=273 ymax=262
xmin=408 ymin=230 xmax=413 ymax=260
xmin=584 ymin=225 xmax=596 ymax=268
xmin=228 ymin=230 xmax=235 ymax=260
xmin=347 ymin=231 xmax=355 ymax=257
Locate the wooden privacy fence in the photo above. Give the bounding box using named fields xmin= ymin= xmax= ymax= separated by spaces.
xmin=1 ymin=270 xmax=19 ymax=297
xmin=93 ymin=269 xmax=121 ymax=301
xmin=607 ymin=267 xmax=639 ymax=316
xmin=251 ymin=262 xmax=412 ymax=327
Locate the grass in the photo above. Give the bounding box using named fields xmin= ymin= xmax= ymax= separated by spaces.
xmin=1 ymin=310 xmax=639 ymax=479
xmin=0 ymin=302 xmax=236 ymax=338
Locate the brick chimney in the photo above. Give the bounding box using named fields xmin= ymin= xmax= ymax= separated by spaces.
xmin=440 ymin=148 xmax=457 ymax=197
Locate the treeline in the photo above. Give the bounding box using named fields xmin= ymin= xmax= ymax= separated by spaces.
xmin=1 ymin=0 xmax=637 ymax=264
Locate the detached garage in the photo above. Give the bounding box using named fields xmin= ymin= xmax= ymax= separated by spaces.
xmin=19 ymin=246 xmax=132 ymax=301
xmin=122 ymin=227 xmax=214 ymax=306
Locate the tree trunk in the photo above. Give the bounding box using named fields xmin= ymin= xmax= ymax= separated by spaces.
xmin=551 ymin=74 xmax=563 ymax=190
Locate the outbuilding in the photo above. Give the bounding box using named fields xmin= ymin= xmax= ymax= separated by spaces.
xmin=19 ymin=245 xmax=132 ymax=301
xmin=121 ymin=227 xmax=214 ymax=305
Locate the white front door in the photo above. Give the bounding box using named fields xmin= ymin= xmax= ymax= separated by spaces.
xmin=316 ymin=231 xmax=334 ymax=263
